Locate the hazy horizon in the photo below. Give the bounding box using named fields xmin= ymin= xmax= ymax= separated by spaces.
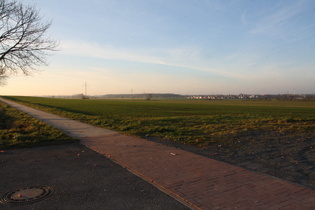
xmin=3 ymin=92 xmax=314 ymax=98
xmin=1 ymin=0 xmax=315 ymax=96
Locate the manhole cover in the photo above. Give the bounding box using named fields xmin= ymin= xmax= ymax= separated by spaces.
xmin=0 ymin=186 xmax=54 ymax=205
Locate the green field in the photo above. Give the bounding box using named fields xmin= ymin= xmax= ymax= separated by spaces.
xmin=3 ymin=96 xmax=315 ymax=147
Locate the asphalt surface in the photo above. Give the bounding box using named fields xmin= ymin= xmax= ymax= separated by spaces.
xmin=0 ymin=143 xmax=189 ymax=210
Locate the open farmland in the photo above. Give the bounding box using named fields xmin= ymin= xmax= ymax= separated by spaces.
xmin=3 ymin=96 xmax=315 ymax=189
xmin=3 ymin=96 xmax=315 ymax=146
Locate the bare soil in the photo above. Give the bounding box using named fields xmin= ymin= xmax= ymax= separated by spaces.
xmin=146 ymin=131 xmax=315 ymax=190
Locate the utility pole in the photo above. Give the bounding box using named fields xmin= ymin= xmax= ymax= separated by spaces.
xmin=84 ymin=81 xmax=87 ymax=96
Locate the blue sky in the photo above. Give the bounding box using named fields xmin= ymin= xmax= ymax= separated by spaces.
xmin=1 ymin=0 xmax=315 ymax=95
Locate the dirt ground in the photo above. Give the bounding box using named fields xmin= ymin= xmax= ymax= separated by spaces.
xmin=146 ymin=131 xmax=315 ymax=190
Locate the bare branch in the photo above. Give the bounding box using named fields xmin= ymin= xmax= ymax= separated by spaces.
xmin=0 ymin=75 xmax=7 ymax=86
xmin=0 ymin=0 xmax=58 ymax=77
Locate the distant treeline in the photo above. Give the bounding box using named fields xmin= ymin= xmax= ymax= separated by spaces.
xmin=45 ymin=93 xmax=315 ymax=101
xmin=100 ymin=93 xmax=183 ymax=99
xmin=46 ymin=93 xmax=184 ymax=99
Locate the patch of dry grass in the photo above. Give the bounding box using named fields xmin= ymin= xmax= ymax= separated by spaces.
xmin=0 ymin=101 xmax=77 ymax=149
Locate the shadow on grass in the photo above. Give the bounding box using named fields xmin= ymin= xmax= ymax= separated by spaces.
xmin=0 ymin=102 xmax=78 ymax=150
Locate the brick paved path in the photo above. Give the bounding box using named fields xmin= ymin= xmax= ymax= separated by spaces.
xmin=2 ymin=98 xmax=315 ymax=209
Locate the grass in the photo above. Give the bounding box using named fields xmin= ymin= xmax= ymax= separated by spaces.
xmin=2 ymin=96 xmax=315 ymax=148
xmin=0 ymin=100 xmax=78 ymax=149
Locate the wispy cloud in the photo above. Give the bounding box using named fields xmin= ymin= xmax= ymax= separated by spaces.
xmin=59 ymin=40 xmax=241 ymax=79
xmin=250 ymin=0 xmax=310 ymax=36
xmin=60 ymin=40 xmax=165 ymax=65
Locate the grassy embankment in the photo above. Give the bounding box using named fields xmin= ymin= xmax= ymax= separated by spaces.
xmin=3 ymin=96 xmax=315 ymax=148
xmin=0 ymin=100 xmax=77 ymax=149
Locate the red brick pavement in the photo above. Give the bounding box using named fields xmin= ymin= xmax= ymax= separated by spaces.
xmin=2 ymin=98 xmax=315 ymax=209
xmin=82 ymin=133 xmax=315 ymax=209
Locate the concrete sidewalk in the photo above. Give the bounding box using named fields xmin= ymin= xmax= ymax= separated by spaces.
xmin=2 ymin=98 xmax=315 ymax=209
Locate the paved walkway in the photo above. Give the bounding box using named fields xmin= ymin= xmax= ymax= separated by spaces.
xmin=2 ymin=98 xmax=315 ymax=209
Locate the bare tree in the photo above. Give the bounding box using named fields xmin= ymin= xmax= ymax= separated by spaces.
xmin=0 ymin=75 xmax=7 ymax=86
xmin=0 ymin=0 xmax=57 ymax=77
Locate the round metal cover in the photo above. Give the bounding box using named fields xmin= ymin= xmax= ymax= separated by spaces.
xmin=0 ymin=186 xmax=54 ymax=205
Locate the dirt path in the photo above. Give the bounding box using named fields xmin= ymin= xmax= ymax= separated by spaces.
xmin=1 ymin=98 xmax=315 ymax=209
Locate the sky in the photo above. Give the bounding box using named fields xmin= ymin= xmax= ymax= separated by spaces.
xmin=1 ymin=0 xmax=315 ymax=96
